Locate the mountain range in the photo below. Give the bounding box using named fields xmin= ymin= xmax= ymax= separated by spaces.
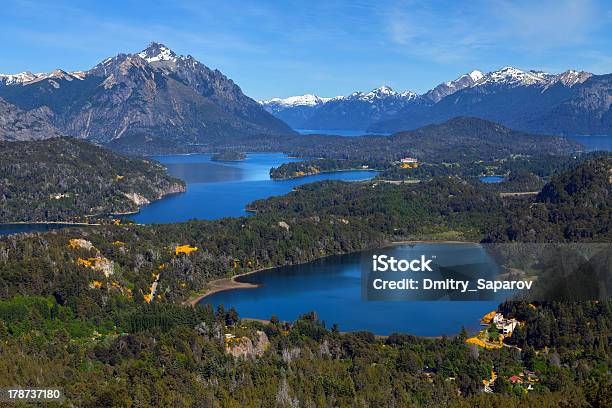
xmin=2 ymin=44 xmax=609 ymax=152
xmin=260 ymin=67 xmax=611 ymax=135
xmin=0 ymin=42 xmax=294 ymax=149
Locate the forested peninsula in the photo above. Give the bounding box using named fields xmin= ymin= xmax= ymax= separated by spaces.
xmin=0 ymin=138 xmax=185 ymax=222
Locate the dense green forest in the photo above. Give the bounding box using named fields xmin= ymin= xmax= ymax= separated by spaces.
xmin=271 ymin=151 xmax=605 ymax=196
xmin=280 ymin=117 xmax=581 ymax=163
xmin=0 ymin=155 xmax=609 ymax=406
xmin=0 ymin=118 xmax=588 ymax=224
xmin=487 ymin=157 xmax=611 ymax=242
xmin=0 ymin=138 xmax=185 ymax=222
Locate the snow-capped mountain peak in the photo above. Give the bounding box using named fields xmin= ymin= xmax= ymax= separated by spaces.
xmin=399 ymin=90 xmax=418 ymax=98
xmin=137 ymin=42 xmax=178 ymax=63
xmin=468 ymin=70 xmax=484 ymax=82
xmin=0 ymin=69 xmax=85 ymax=86
xmin=260 ymin=94 xmax=331 ymax=107
xmin=425 ymin=70 xmax=483 ymax=102
xmin=370 ymin=85 xmax=394 ymax=95
xmin=551 ymin=70 xmax=593 ymax=87
xmin=475 ymin=67 xmax=553 ymax=87
xmin=0 ymin=71 xmax=40 ymax=85
xmin=348 ymin=86 xmax=417 ymax=102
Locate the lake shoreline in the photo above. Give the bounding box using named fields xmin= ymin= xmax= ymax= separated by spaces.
xmin=185 ymin=268 xmax=269 ymax=306
xmin=271 ymin=168 xmax=379 ymax=181
xmin=186 ymin=238 xmax=479 ymax=306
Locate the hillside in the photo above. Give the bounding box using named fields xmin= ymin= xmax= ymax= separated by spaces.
xmin=0 ymin=43 xmax=295 ymax=150
xmin=0 ymin=138 xmax=185 ymax=222
xmin=275 ymin=117 xmax=582 ymax=163
xmin=487 ymin=156 xmax=611 ymax=242
xmin=0 ymin=97 xmax=63 ymax=141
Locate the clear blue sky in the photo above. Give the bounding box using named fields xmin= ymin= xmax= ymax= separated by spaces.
xmin=1 ymin=0 xmax=611 ymax=99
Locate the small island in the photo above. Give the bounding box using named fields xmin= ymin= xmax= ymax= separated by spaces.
xmin=211 ymin=151 xmax=246 ymax=161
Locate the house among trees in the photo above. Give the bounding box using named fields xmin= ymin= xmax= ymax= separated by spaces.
xmin=508 ymin=375 xmax=523 ymax=384
xmin=498 ymin=319 xmax=518 ymax=334
xmin=399 ymin=157 xmax=419 ymax=169
xmin=481 ymin=311 xmax=519 ymax=334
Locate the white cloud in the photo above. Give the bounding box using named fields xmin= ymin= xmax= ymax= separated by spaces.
xmin=383 ymin=0 xmax=605 ymax=63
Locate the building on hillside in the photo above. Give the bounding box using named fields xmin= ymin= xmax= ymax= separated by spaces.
xmin=488 ymin=312 xmax=518 ymax=334
xmin=399 ymin=157 xmax=419 ymax=169
xmin=500 ymin=320 xmax=518 ymax=334
xmin=493 ymin=313 xmax=505 ymax=325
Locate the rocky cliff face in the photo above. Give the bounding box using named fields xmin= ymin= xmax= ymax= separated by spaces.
xmin=225 ymin=330 xmax=270 ymax=359
xmin=0 ymin=97 xmax=63 ymax=141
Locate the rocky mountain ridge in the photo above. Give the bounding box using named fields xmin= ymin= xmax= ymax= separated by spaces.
xmin=0 ymin=42 xmax=295 ymax=149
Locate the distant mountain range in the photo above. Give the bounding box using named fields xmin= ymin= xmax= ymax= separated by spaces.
xmin=260 ymin=86 xmax=421 ymax=131
xmin=0 ymin=42 xmax=294 ymax=149
xmin=260 ymin=67 xmax=611 ymax=135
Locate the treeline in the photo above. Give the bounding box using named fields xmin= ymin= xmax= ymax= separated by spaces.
xmin=270 ymin=159 xmax=384 ymax=179
xmin=271 ymin=150 xmax=602 ymax=189
xmin=277 ymin=117 xmax=580 ymax=163
xmin=0 ymin=137 xmax=185 ymax=222
xmin=0 ymin=176 xmax=495 ymax=306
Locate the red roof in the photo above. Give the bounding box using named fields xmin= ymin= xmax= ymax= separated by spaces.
xmin=509 ymin=375 xmax=523 ymax=383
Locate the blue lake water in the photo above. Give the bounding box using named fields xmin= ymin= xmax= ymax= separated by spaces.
xmin=296 ymin=129 xmax=390 ymax=137
xmin=130 ymin=153 xmax=377 ymax=224
xmin=565 ymin=135 xmax=612 ymax=152
xmin=202 ymin=243 xmax=499 ymax=336
xmin=479 ymin=176 xmax=506 ymax=183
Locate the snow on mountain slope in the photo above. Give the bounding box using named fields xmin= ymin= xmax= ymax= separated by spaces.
xmin=474 ymin=67 xmax=554 ymax=87
xmin=0 ymin=72 xmax=42 ymax=85
xmin=545 ymin=70 xmax=593 ymax=88
xmin=263 ymin=66 xmax=600 ymax=133
xmin=343 ymin=86 xmax=418 ymax=102
xmin=0 ymin=42 xmax=295 ymax=148
xmin=137 ymin=42 xmax=178 ymax=63
xmin=260 ymin=94 xmax=331 ymax=108
xmin=425 ymin=70 xmax=484 ymax=102
xmin=260 ymin=86 xmax=421 ymax=129
xmin=0 ymin=69 xmax=85 ymax=86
